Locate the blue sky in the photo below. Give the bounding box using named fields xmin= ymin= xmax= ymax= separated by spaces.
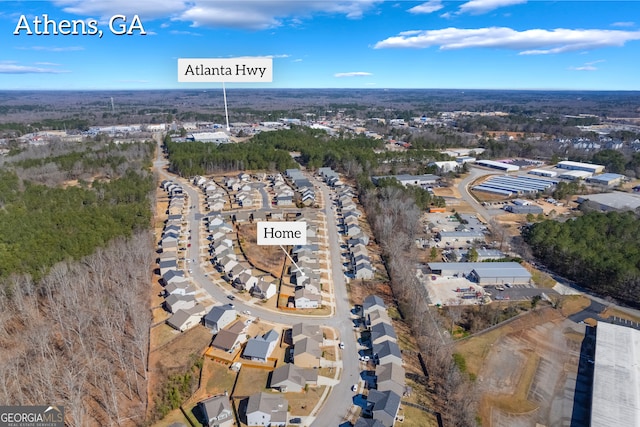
xmin=1 ymin=1 xmax=640 ymax=90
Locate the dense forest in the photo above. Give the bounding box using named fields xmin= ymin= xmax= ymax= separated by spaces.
xmin=523 ymin=211 xmax=640 ymax=306
xmin=0 ymin=141 xmax=154 ymax=280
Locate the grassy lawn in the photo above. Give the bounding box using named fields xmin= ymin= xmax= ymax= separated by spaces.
xmin=151 ymin=409 xmax=191 ymax=427
xmin=232 ymin=367 xmax=271 ymax=398
xmin=151 ymin=323 xmax=180 ymax=350
xmin=559 ymin=295 xmax=591 ymax=317
xmin=287 ymin=386 xmax=327 ymax=416
xmin=203 ymin=358 xmax=237 ymax=396
xmin=398 ymin=405 xmax=439 ymax=427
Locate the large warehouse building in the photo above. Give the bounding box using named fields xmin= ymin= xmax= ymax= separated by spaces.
xmin=557 ymin=160 xmax=605 ymax=174
xmin=591 ymin=322 xmax=640 ymax=427
xmin=427 ymin=262 xmax=532 ymax=285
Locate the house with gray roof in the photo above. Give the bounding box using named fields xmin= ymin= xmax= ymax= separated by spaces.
xmin=294 ymin=288 xmax=320 ymax=309
xmin=269 ymin=363 xmax=318 ymax=392
xmin=198 ymin=393 xmax=233 ymax=427
xmin=203 ymin=304 xmax=237 ymax=333
xmin=371 ymin=322 xmax=397 ymax=345
xmin=164 ymin=294 xmax=196 ymax=314
xmin=245 ymin=392 xmax=288 ymax=427
xmin=167 ymin=304 xmax=206 ymax=332
xmin=363 ymin=295 xmax=386 ymax=315
xmin=373 ymin=340 xmax=403 ymax=366
xmin=162 ymin=269 xmax=186 ymax=286
xmin=243 ymin=329 xmax=279 ymax=362
xmin=291 ymin=323 xmax=323 ymax=345
xmin=375 ymin=363 xmax=406 ymax=397
xmin=234 ymin=272 xmax=259 ymax=291
xmin=251 ymin=277 xmax=277 ymax=300
xmin=164 ymin=281 xmax=196 ymax=297
xmin=159 ymin=258 xmax=178 ymax=276
xmin=364 ymin=389 xmax=402 ymax=427
xmin=354 ymin=418 xmax=386 ymax=427
xmin=293 ymin=337 xmax=322 ymax=368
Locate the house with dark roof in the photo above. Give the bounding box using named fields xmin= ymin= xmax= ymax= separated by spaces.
xmin=251 ymin=277 xmax=277 ymax=300
xmin=363 ymin=295 xmax=386 ymax=314
xmin=354 ymin=418 xmax=386 ymax=427
xmin=364 ymin=389 xmax=402 ymax=427
xmin=211 ymin=321 xmax=245 ymax=353
xmin=371 ymin=322 xmax=397 ymax=346
xmin=164 ymin=294 xmax=196 ymax=314
xmin=373 ymin=340 xmax=403 ymax=366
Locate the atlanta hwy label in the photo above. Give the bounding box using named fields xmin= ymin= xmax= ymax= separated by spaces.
xmin=178 ymin=57 xmax=272 ymax=83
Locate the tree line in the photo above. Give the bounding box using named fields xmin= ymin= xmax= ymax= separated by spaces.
xmin=523 ymin=211 xmax=640 ymax=307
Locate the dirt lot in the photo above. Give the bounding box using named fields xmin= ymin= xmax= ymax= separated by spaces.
xmin=237 ymin=224 xmax=286 ymax=277
xmin=456 ymin=307 xmax=586 ymax=427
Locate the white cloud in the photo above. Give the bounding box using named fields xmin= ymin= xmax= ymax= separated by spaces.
xmin=569 ymin=60 xmax=605 ymax=71
xmin=0 ymin=62 xmax=68 ymax=74
xmin=55 ymin=0 xmax=382 ymax=30
xmin=169 ymin=30 xmax=202 ymax=36
xmin=265 ymin=54 xmax=290 ymax=59
xmin=293 ymin=59 xmax=303 ymax=62
xmin=334 ymin=72 xmax=373 ymax=77
xmin=34 ymin=62 xmax=61 ymax=66
xmin=374 ymin=27 xmax=640 ymax=54
xmin=53 ymin=0 xmax=187 ymax=20
xmin=408 ymin=0 xmax=444 ymax=14
xmin=458 ymin=0 xmax=527 ymax=15
xmin=15 ymin=46 xmax=84 ymax=52
xmin=612 ymin=21 xmax=635 ymax=28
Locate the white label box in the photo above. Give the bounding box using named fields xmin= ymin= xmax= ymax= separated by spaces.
xmin=257 ymin=221 xmax=306 ymax=246
xmin=178 ymin=57 xmax=273 ymax=83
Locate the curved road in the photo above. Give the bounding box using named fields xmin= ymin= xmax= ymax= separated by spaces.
xmin=153 ymin=137 xmax=359 ymax=426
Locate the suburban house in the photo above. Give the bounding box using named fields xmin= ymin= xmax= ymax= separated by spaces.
xmin=375 ymin=363 xmax=406 ymax=397
xmin=251 ymin=278 xmax=277 ymax=300
xmin=245 ymin=392 xmax=288 ymax=427
xmin=159 ymin=258 xmax=178 ymax=276
xmin=294 ymin=288 xmax=321 ymax=309
xmin=364 ymin=308 xmax=391 ymax=329
xmin=162 ymin=269 xmax=186 ymax=286
xmin=371 ymin=322 xmax=398 ymax=346
xmin=292 ymin=337 xmax=322 ymax=368
xmin=269 ymin=363 xmax=318 ymax=392
xmin=203 ymin=305 xmax=237 ymax=333
xmin=164 ymin=294 xmax=196 ymax=314
xmin=164 ymin=281 xmax=196 ymax=297
xmin=291 ymin=323 xmax=323 ymax=345
xmin=373 ymin=340 xmax=403 ymax=366
xmin=242 ymin=329 xmax=279 ymax=363
xmin=353 ymin=418 xmax=386 ymax=427
xmin=167 ymin=304 xmax=206 ymax=332
xmin=363 ymin=295 xmax=387 ymax=315
xmin=354 ymin=262 xmax=375 ymax=280
xmin=364 ymin=390 xmax=402 ymax=427
xmin=211 ymin=321 xmax=245 ymax=353
xmin=234 ymin=272 xmax=259 ymax=291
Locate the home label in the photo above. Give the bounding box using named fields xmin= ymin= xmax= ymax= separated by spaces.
xmin=257 ymin=221 xmax=306 ymax=246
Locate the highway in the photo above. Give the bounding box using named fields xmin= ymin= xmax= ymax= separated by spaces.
xmin=154 ymin=137 xmax=360 ymax=426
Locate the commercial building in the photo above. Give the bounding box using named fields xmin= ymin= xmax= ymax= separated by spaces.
xmin=475 ymin=159 xmax=520 ymax=172
xmin=187 ymin=132 xmax=231 ymax=144
xmin=587 ymin=173 xmax=625 ymax=187
xmin=557 ymin=160 xmax=605 ymax=174
xmin=577 ymin=192 xmax=640 ymax=212
xmin=558 ymin=170 xmax=593 ymax=180
xmin=372 ymin=174 xmax=440 ymax=188
xmin=528 ymin=169 xmax=557 ymax=178
xmin=428 ymin=262 xmax=532 ymax=285
xmin=591 ymin=323 xmax=640 ymax=427
xmin=473 ymin=175 xmax=556 ymax=197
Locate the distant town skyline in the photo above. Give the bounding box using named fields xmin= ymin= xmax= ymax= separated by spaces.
xmin=1 ymin=1 xmax=640 ymax=90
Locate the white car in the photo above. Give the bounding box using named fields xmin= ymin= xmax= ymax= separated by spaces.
xmin=338 ymin=342 xmax=345 ymax=349
xmin=351 ymin=384 xmax=358 ymax=392
xmin=243 ymin=310 xmax=251 ymax=315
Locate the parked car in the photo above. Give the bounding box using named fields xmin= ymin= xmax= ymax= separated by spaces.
xmin=495 ymin=284 xmax=505 ymax=291
xmin=338 ymin=342 xmax=345 ymax=349
xmin=227 ymin=294 xmax=235 ymax=300
xmin=351 ymin=384 xmax=358 ymax=392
